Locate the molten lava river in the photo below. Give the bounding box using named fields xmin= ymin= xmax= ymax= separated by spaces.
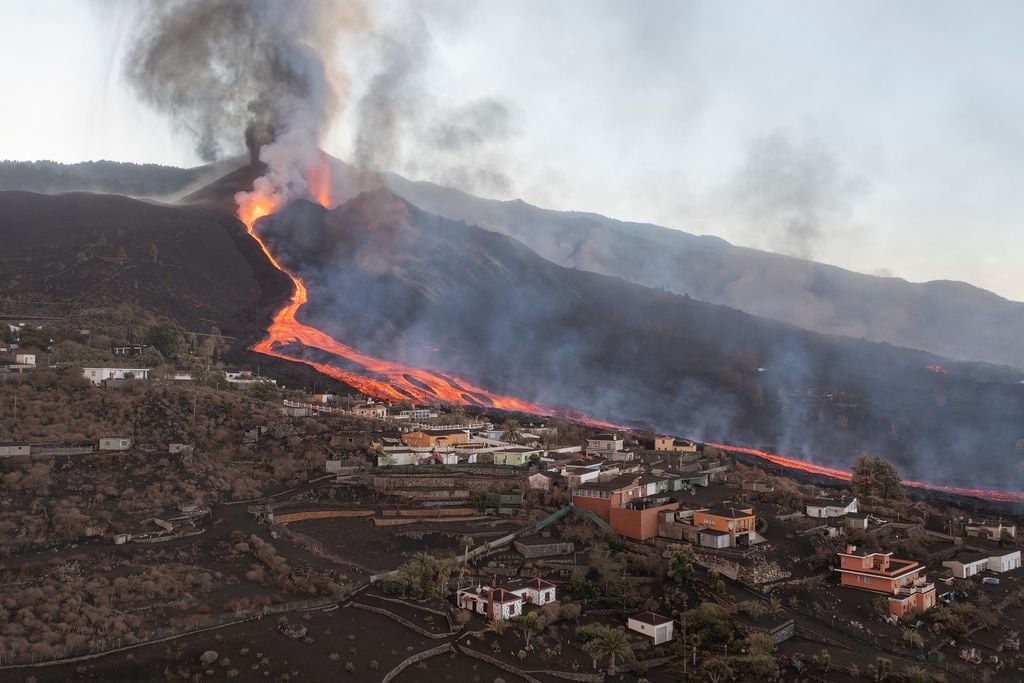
xmin=236 ymin=176 xmax=601 ymax=420
xmin=236 ymin=172 xmax=1024 ymax=505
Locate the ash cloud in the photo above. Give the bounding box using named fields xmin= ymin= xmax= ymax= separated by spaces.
xmin=119 ymin=0 xmax=364 ymax=205
xmin=353 ymin=10 xmax=518 ymax=197
xmin=725 ymin=132 xmax=868 ymax=260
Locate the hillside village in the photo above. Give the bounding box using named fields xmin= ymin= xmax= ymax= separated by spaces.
xmin=4 ymin=318 xmax=1024 ymax=681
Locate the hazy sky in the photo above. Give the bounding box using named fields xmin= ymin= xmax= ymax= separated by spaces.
xmin=2 ymin=1 xmax=1023 ymax=301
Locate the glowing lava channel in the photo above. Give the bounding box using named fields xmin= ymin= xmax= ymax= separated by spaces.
xmin=707 ymin=443 xmax=1024 ymax=504
xmin=237 ymin=166 xmax=617 ymax=427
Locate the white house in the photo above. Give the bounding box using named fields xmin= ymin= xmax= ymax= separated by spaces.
xmin=82 ymin=367 xmax=150 ymax=385
xmin=965 ymin=520 xmax=1017 ymax=541
xmin=456 ymin=586 xmax=524 ymax=620
xmin=0 ymin=443 xmax=31 ymax=457
xmin=225 ymin=371 xmax=277 ymax=388
xmin=98 ymin=437 xmax=132 ymax=451
xmin=14 ymin=353 xmax=35 ymax=366
xmin=393 ymin=408 xmax=438 ymax=420
xmin=943 ymin=552 xmax=991 ymax=579
xmin=586 ymin=433 xmax=624 ymax=454
xmin=627 ymin=612 xmax=674 ymax=644
xmin=562 ymin=464 xmax=603 ymax=488
xmin=504 ymin=577 xmax=557 ymax=605
xmin=806 ymin=497 xmax=858 ymax=518
xmin=986 ymin=549 xmax=1022 ymax=573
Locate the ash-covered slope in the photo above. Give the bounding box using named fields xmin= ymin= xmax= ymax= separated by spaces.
xmin=258 ymin=192 xmax=1024 ymax=490
xmin=0 ymin=191 xmax=283 ymax=334
xmin=0 ymin=159 xmax=237 ymax=199
xmin=384 ymin=174 xmax=1024 ymax=370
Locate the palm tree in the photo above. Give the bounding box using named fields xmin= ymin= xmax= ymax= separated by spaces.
xmin=487 ymin=618 xmax=509 ymax=636
xmin=459 ymin=535 xmax=475 ymax=565
xmin=515 ymin=613 xmax=542 ymax=651
xmin=900 ymin=665 xmax=932 ymax=683
xmin=501 ymin=419 xmax=523 ymax=444
xmin=699 ymin=657 xmax=735 ymax=683
xmin=578 ymin=625 xmax=635 ymax=676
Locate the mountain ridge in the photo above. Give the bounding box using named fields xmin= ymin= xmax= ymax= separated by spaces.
xmin=3 ymin=157 xmax=1023 ymax=370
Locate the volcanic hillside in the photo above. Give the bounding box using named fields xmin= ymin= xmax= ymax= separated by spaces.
xmin=8 ymin=157 xmax=1024 ymax=369
xmin=0 ymin=190 xmax=286 ymax=335
xmin=385 ymin=172 xmax=1024 ymax=370
xmin=256 ymin=192 xmax=1024 ymax=491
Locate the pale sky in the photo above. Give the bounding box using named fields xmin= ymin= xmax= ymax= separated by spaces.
xmin=2 ymin=1 xmax=1023 ymax=301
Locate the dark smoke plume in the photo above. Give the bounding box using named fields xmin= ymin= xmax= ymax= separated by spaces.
xmin=121 ymin=0 xmax=364 ymax=204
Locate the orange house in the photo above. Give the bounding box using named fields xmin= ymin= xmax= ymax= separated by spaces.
xmin=572 ymin=475 xmax=679 ymax=540
xmin=692 ymin=505 xmax=757 ymax=545
xmin=834 ymin=546 xmax=935 ymax=617
xmin=571 ymin=475 xmax=644 ymax=522
xmin=609 ymin=498 xmax=680 ymax=540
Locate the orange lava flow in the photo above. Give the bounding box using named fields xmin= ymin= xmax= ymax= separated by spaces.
xmin=237 ymin=171 xmax=617 ymax=429
xmin=708 ymin=443 xmax=1024 ymax=503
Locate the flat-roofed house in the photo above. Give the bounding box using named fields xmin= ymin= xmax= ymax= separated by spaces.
xmin=834 ymin=545 xmax=936 ymax=617
xmin=98 ymin=437 xmax=132 ymax=451
xmin=402 ymin=428 xmax=469 ymax=449
xmin=82 ymin=367 xmax=150 ymax=385
xmin=627 ymin=612 xmax=674 ymax=644
xmin=806 ymin=497 xmax=858 ymax=518
xmin=653 ymin=436 xmax=697 ymax=453
xmin=693 ymin=504 xmax=758 ymax=546
xmin=943 ymin=552 xmax=990 ymax=579
xmin=571 ymin=474 xmax=643 ymax=522
xmin=586 ymin=433 xmax=624 ymax=454
xmin=987 ymin=549 xmax=1022 ymax=573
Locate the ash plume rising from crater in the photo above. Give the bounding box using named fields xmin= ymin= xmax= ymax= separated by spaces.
xmin=121 ymin=0 xmax=364 ymax=209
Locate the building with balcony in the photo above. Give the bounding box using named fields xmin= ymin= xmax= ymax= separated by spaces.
xmin=692 ymin=504 xmax=758 ymax=546
xmin=834 ymin=545 xmax=936 ymax=617
xmin=572 ymin=475 xmax=679 ymax=540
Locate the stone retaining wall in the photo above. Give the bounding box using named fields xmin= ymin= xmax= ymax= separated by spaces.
xmin=273 ymin=510 xmax=374 ymax=524
xmin=381 ymin=642 xmax=454 ymax=683
xmin=349 ymin=602 xmax=455 ymax=639
xmin=457 ymin=644 xmax=542 ymax=682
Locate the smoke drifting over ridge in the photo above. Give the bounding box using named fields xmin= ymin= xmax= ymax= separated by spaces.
xmin=122 ymin=0 xmax=364 ymax=208
xmin=353 ymin=9 xmax=518 ymax=196
xmin=724 ymin=132 xmax=868 ymax=260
